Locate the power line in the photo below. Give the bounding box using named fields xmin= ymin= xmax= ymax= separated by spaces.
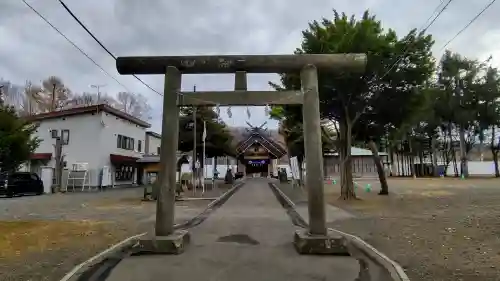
xmin=420 ymin=0 xmax=451 ymax=33
xmin=439 ymin=0 xmax=497 ymax=51
xmin=419 ymin=0 xmax=446 ymax=30
xmin=20 ymin=0 xmax=131 ymax=92
xmin=58 ymin=0 xmax=162 ymax=96
xmin=379 ymin=0 xmax=454 ymax=80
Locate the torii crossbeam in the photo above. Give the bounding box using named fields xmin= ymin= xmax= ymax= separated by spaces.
xmin=115 ymin=53 xmax=367 ymax=255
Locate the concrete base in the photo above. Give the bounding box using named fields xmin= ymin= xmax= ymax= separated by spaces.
xmin=293 ymin=229 xmax=348 ymax=255
xmin=137 ymin=230 xmax=191 ymax=255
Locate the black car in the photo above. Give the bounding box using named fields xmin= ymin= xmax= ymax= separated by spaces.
xmin=0 ymin=172 xmax=44 ymax=198
xmin=234 ymin=172 xmax=244 ymax=180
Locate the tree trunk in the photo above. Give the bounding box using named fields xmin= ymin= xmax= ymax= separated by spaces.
xmin=448 ymin=125 xmax=458 ymax=177
xmin=409 ymin=138 xmax=416 ymax=179
xmin=431 ymin=136 xmax=439 ymax=177
xmin=452 ymin=152 xmax=458 ymax=177
xmin=395 ymin=152 xmax=400 ymax=176
xmin=339 ymin=118 xmax=356 ymax=200
xmin=418 ymin=151 xmax=424 ymax=177
xmin=491 ymin=127 xmax=499 ymax=178
xmin=459 ymin=125 xmax=469 ymax=177
xmin=389 ymin=146 xmax=394 ymax=176
xmin=493 ymin=152 xmax=500 ymax=178
xmin=367 ymin=140 xmax=389 ymax=195
xmin=402 ymin=153 xmax=407 ymax=176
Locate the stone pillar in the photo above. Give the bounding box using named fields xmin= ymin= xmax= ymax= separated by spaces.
xmin=300 ymin=64 xmax=326 ymax=235
xmin=156 ymin=66 xmax=182 ymax=236
xmin=138 ymin=66 xmax=190 ymax=255
xmin=293 ymin=65 xmax=346 ymax=255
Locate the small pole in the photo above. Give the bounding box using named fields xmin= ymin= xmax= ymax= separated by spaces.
xmin=90 ymin=84 xmax=106 ymax=114
xmin=202 ymin=121 xmax=206 ymax=195
xmin=192 ymin=85 xmax=197 ymax=196
xmin=54 ymin=136 xmax=63 ymax=193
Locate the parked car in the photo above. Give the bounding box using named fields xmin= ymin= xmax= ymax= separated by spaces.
xmin=0 ymin=172 xmax=44 ymax=198
xmin=235 ymin=172 xmax=244 ymax=180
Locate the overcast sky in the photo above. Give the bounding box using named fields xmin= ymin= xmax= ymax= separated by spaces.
xmin=1 ymin=0 xmax=499 ymax=132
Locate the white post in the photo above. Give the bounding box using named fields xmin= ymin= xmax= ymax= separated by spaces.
xmin=202 ymin=121 xmax=206 ymax=194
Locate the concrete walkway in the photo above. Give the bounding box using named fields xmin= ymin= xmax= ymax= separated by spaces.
xmin=105 ymin=179 xmax=360 ymax=281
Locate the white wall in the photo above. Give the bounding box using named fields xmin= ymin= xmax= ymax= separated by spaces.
xmin=390 ymin=159 xmax=498 ymax=176
xmin=446 ymin=161 xmax=497 ymax=176
xmin=146 ymin=134 xmax=161 ymax=155
xmin=33 ymin=113 xmax=102 ymax=185
xmin=98 ymin=112 xmax=147 ymax=185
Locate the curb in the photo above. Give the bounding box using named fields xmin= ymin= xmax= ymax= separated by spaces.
xmin=270 ymin=183 xmax=410 ymax=281
xmin=60 ymin=181 xmax=245 ymax=281
xmin=59 ymin=233 xmax=146 ymax=281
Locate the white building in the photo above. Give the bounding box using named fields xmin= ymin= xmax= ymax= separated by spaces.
xmin=26 ymin=104 xmax=151 ymax=187
xmin=145 ymin=131 xmax=162 ymax=155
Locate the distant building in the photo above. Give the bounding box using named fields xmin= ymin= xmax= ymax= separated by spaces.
xmin=25 ymin=104 xmax=150 ymax=187
xmin=228 ymin=125 xmax=385 ymax=179
xmin=23 ymin=104 xmax=385 ymax=189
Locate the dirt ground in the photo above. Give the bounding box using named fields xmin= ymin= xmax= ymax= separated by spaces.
xmin=0 ymin=186 xmax=226 ymax=281
xmin=324 ymin=178 xmax=500 ymax=281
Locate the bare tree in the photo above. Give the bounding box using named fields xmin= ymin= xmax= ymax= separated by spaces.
xmin=66 ymin=92 xmax=117 ymax=108
xmin=20 ymin=81 xmax=44 ymax=116
xmin=38 ymin=76 xmax=72 ymax=112
xmin=0 ymin=80 xmax=25 ymax=110
xmin=115 ymin=92 xmax=151 ymax=120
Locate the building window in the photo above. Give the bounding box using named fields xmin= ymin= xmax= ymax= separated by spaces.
xmin=51 ymin=129 xmax=59 ymax=138
xmin=157 ymin=147 xmax=161 ymax=155
xmin=61 ymin=129 xmax=70 ymax=145
xmin=138 ymin=140 xmax=142 ymax=152
xmin=115 ymin=165 xmax=134 ymax=181
xmin=117 ymin=134 xmax=135 ymax=150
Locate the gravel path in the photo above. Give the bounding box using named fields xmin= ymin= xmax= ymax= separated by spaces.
xmin=0 ymin=185 xmax=230 ymax=281
xmin=277 ymin=179 xmax=500 ymax=281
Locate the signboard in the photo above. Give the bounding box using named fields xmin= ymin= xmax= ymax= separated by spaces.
xmin=247 ymin=159 xmax=269 ymax=165
xmin=289 ymin=157 xmax=300 ymax=180
xmin=290 ymin=157 xmax=300 ymax=180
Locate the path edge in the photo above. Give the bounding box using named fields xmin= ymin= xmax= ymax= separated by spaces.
xmin=269 ymin=182 xmax=410 ymax=281
xmin=59 ymin=180 xmax=245 ymax=281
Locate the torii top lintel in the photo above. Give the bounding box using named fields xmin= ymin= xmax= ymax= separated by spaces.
xmin=116 ymin=54 xmax=367 ymax=75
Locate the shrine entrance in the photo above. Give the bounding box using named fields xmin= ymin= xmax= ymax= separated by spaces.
xmin=245 ymin=159 xmax=269 ymax=176
xmin=236 ymin=121 xmax=287 ymax=177
xmin=116 ymin=53 xmax=366 ymax=254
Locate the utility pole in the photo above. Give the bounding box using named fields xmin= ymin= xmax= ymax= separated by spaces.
xmin=192 ymin=85 xmax=197 ymax=195
xmin=90 ymin=84 xmax=106 ymax=104
xmin=51 ymin=83 xmax=57 ymax=111
xmin=90 ymin=84 xmax=106 ymax=114
xmin=53 ymin=134 xmax=64 ymax=193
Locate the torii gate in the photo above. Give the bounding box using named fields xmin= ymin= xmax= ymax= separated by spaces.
xmin=116 ymin=54 xmax=367 ymax=254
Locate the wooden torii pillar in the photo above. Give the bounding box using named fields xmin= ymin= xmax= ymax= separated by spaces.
xmin=116 ymin=54 xmax=367 ymax=254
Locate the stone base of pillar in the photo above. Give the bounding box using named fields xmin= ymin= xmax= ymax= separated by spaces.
xmin=293 ymin=229 xmax=348 ymax=255
xmin=137 ymin=230 xmax=190 ymax=255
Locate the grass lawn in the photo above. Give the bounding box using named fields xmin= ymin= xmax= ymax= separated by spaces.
xmin=326 ymin=178 xmax=500 ymax=281
xmin=0 ymin=220 xmax=118 ymax=260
